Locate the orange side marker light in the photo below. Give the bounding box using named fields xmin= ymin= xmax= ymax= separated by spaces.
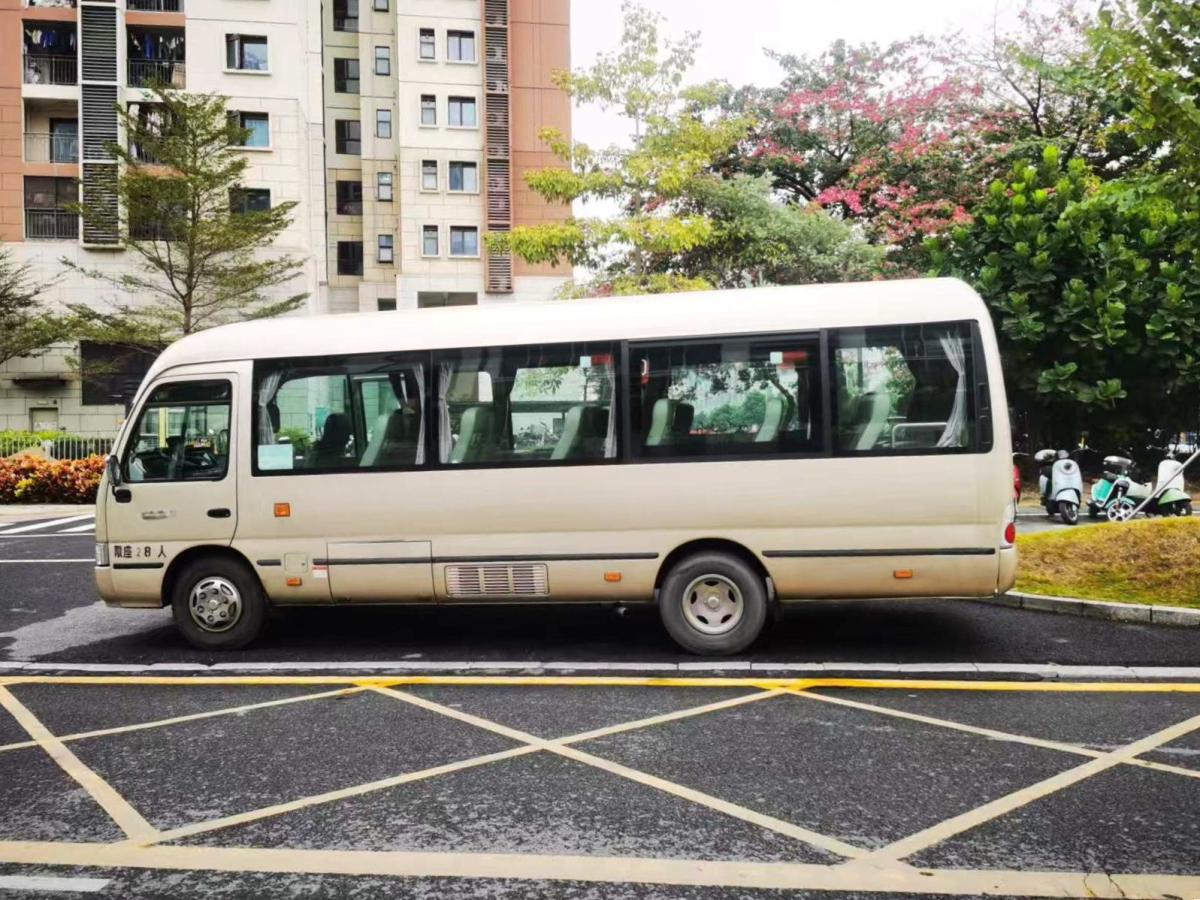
xmin=274 ymin=503 xmax=291 ymax=518
xmin=604 ymin=572 xmax=622 ymax=583
xmin=286 ymin=577 xmax=302 ymax=587
xmin=893 ymin=569 xmax=913 ymax=580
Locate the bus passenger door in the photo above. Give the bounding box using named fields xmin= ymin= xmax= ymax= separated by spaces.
xmin=105 ymin=376 xmax=239 ymax=605
xmin=326 ymin=540 xmax=435 ymax=603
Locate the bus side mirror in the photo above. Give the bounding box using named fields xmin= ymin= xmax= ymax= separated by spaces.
xmin=106 ymin=454 xmax=123 ymax=489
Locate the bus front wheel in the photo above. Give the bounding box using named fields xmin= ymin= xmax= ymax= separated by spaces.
xmin=659 ymin=552 xmax=767 ymax=656
xmin=171 ymin=556 xmax=267 ymax=651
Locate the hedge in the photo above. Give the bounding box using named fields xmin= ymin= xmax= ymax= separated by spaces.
xmin=0 ymin=455 xmax=106 ymax=505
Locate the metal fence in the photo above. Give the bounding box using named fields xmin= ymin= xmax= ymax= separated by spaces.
xmin=128 ymin=59 xmax=186 ymax=89
xmin=25 ymin=209 xmax=78 ymax=241
xmin=23 ymin=54 xmax=77 ymax=86
xmin=24 ymin=132 xmax=78 ymax=164
xmin=127 ymin=0 xmax=184 ymax=9
xmin=0 ymin=435 xmax=114 ymax=461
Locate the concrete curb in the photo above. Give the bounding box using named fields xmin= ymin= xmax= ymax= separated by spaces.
xmin=976 ymin=591 xmax=1200 ymax=628
xmin=1 ymin=660 xmax=1197 ymax=680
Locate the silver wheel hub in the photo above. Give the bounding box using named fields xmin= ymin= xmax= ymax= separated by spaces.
xmin=188 ymin=576 xmax=242 ymax=633
xmin=681 ymin=574 xmax=744 ymax=636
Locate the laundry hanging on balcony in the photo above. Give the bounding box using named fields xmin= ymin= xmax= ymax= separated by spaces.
xmin=24 ymin=26 xmax=77 ymax=53
xmin=128 ymin=32 xmax=185 ymax=60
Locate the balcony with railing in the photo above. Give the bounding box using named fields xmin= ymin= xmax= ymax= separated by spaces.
xmin=24 ymin=132 xmax=79 ymax=164
xmin=25 ymin=0 xmax=77 ymax=8
xmin=127 ymin=0 xmax=184 ymax=10
xmin=23 ymin=53 xmax=78 ymax=86
xmin=128 ymin=58 xmax=186 ymax=88
xmin=25 ymin=209 xmax=78 ymax=240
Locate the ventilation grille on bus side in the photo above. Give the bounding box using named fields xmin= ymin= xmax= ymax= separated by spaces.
xmin=446 ymin=564 xmax=548 ymax=597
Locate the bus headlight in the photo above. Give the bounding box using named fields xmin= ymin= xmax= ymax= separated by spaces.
xmin=95 ymin=543 xmax=110 ymax=567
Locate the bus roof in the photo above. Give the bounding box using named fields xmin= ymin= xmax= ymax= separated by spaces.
xmin=149 ymin=278 xmax=986 ymax=377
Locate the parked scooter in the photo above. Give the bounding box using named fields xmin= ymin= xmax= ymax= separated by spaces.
xmin=1035 ymin=448 xmax=1083 ymax=524
xmin=1088 ymin=455 xmax=1193 ymax=521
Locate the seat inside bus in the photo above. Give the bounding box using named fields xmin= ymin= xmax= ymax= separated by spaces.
xmin=645 ymin=399 xmax=694 ymax=447
xmin=450 ymin=406 xmax=495 ymax=464
xmin=360 ymin=406 xmax=421 ymax=468
xmin=308 ymin=413 xmax=354 ymax=468
xmin=551 ymin=405 xmax=610 ymax=461
xmin=840 ymin=389 xmax=893 ymax=451
xmin=755 ymin=396 xmax=792 ymax=443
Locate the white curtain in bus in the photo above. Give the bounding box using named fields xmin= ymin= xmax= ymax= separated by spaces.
xmin=603 ymin=361 xmax=617 ymax=458
xmin=936 ymin=333 xmax=967 ymax=448
xmin=257 ymin=370 xmax=283 ymax=445
xmin=415 ymin=363 xmax=426 ymax=465
xmin=437 ymin=363 xmax=453 ymax=462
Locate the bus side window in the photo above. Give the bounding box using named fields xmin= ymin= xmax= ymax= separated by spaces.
xmin=124 ymin=380 xmax=232 ymax=483
xmin=831 ymin=322 xmax=976 ymax=454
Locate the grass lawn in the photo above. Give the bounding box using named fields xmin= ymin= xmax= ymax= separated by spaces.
xmin=1015 ymin=517 xmax=1200 ymax=608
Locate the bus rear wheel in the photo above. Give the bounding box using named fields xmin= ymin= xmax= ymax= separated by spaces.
xmin=171 ymin=556 xmax=267 ymax=651
xmin=659 ymin=552 xmax=767 ymax=656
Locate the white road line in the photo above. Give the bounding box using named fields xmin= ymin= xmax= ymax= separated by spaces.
xmin=58 ymin=524 xmax=97 ymax=534
xmin=0 ymin=515 xmax=94 ymax=536
xmin=0 ymin=875 xmax=110 ymax=893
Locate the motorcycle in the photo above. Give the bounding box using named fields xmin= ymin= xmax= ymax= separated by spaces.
xmin=1087 ymin=455 xmax=1193 ymax=522
xmin=1035 ymin=448 xmax=1083 ymax=525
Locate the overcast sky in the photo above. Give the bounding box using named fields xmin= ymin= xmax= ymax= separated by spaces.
xmin=569 ymin=0 xmax=1031 ymax=146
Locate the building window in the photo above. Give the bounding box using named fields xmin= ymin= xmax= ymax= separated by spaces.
xmin=337 ymin=241 xmax=364 ymax=276
xmin=437 ymin=343 xmax=619 ymax=465
xmin=448 ymin=161 xmax=478 ymax=193
xmin=373 ymin=0 xmax=389 ymax=10
xmin=24 ymin=175 xmax=78 ymax=241
xmin=421 ymin=160 xmax=439 ymax=191
xmin=448 ymin=97 xmax=477 ymax=127
xmin=419 ymin=28 xmax=436 ymax=60
xmin=378 ymin=234 xmax=394 ymax=263
xmin=336 ymin=180 xmax=363 ymax=215
xmin=334 ymin=58 xmax=359 ymax=94
xmin=629 ymin=335 xmax=825 ymax=459
xmin=376 ymin=109 xmax=392 ymax=139
xmin=420 ymin=95 xmax=437 ymax=125
xmin=447 ymin=30 xmax=476 ymax=62
xmin=831 ymin=323 xmax=978 ymax=453
xmin=374 ymin=46 xmax=390 ymax=76
xmin=225 ymin=35 xmax=268 ymax=72
xmin=79 ymin=342 xmax=157 ymax=408
xmin=378 ymin=297 xmax=397 ymax=311
xmin=422 ymin=225 xmax=439 ymax=257
xmin=230 ymin=188 xmax=271 ymax=214
xmin=333 ymin=0 xmax=358 ymax=32
xmin=335 ymin=120 xmax=361 ymax=155
xmin=449 ymin=226 xmax=479 ymax=256
xmin=229 ymin=111 xmax=269 ymax=148
xmin=377 ymin=171 xmax=393 ymax=201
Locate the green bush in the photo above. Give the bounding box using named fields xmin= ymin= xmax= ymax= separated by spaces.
xmin=0 ymin=455 xmax=106 ymax=504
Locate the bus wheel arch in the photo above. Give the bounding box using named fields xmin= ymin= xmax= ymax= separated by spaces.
xmin=164 ymin=548 xmax=270 ymax=650
xmin=655 ymin=539 xmax=773 ymax=656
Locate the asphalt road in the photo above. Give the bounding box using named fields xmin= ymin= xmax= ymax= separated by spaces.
xmin=0 ymin=677 xmax=1197 ymax=898
xmin=0 ymin=514 xmax=1197 ymax=667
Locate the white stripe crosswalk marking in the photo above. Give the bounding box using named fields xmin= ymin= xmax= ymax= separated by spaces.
xmin=58 ymin=524 xmax=97 ymax=534
xmin=0 ymin=515 xmax=94 ymax=536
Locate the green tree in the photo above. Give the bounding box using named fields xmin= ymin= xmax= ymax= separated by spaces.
xmin=493 ymin=4 xmax=882 ymax=296
xmin=925 ymin=146 xmax=1200 ymax=441
xmin=66 ymin=84 xmax=308 ymax=348
xmin=0 ymin=245 xmax=68 ymax=370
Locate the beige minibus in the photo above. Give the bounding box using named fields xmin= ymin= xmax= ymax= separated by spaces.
xmin=94 ymin=279 xmax=1016 ymax=655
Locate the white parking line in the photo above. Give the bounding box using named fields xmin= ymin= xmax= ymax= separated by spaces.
xmin=0 ymin=874 xmax=110 ymax=892
xmin=0 ymin=559 xmax=93 ymax=564
xmin=0 ymin=515 xmax=94 ymax=536
xmin=58 ymin=524 xmax=98 ymax=534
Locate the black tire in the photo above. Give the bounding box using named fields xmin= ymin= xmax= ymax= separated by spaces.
xmin=170 ymin=556 xmax=268 ymax=651
xmin=1178 ymin=502 xmax=1193 ymax=518
xmin=1058 ymin=500 xmax=1079 ymax=525
xmin=659 ymin=552 xmax=767 ymax=656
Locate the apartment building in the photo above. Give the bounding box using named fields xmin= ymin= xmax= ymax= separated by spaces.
xmin=0 ymin=0 xmax=571 ymax=434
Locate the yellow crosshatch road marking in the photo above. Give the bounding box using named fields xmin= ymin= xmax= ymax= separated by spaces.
xmin=0 ymin=676 xmax=1197 ymax=895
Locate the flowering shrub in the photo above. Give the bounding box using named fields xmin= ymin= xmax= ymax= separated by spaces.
xmin=0 ymin=455 xmax=106 ymax=505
